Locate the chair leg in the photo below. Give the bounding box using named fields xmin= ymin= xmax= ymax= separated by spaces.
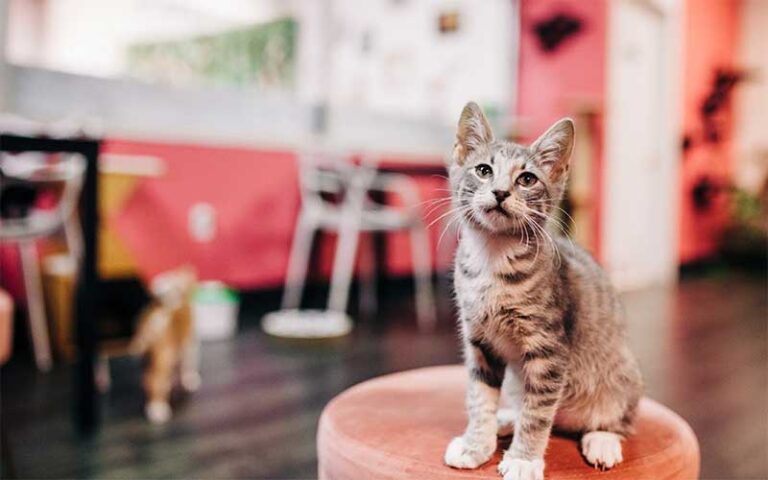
xmin=409 ymin=224 xmax=437 ymax=332
xmin=358 ymin=235 xmax=378 ymax=316
xmin=63 ymin=211 xmax=84 ymax=266
xmin=328 ymin=219 xmax=361 ymax=313
xmin=19 ymin=241 xmax=53 ymax=371
xmin=281 ymin=214 xmax=315 ymax=310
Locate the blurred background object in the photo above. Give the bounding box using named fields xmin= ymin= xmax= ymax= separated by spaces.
xmin=0 ymin=0 xmax=765 ymax=479
xmin=194 ymin=281 xmax=239 ymax=341
xmin=0 ymin=150 xmax=85 ymax=370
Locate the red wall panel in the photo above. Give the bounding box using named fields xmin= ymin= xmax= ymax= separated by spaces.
xmin=517 ymin=0 xmax=607 ymax=258
xmin=104 ymin=139 xmax=301 ymax=288
xmin=679 ymin=0 xmax=742 ymax=263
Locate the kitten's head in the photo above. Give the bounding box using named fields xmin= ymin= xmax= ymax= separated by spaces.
xmin=449 ymin=101 xmax=574 ymax=235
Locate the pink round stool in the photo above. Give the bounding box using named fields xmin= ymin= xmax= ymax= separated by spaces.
xmin=318 ymin=366 xmax=699 ymax=479
xmin=0 ymin=289 xmax=13 ymax=365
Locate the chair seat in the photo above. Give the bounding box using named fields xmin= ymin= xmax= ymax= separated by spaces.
xmin=318 ymin=365 xmax=700 ymax=480
xmin=310 ymin=203 xmax=418 ymax=232
xmin=0 ymin=211 xmax=65 ymax=240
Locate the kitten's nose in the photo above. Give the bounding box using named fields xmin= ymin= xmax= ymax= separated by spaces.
xmin=493 ymin=190 xmax=510 ymax=204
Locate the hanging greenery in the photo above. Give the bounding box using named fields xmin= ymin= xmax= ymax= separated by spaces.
xmin=127 ymin=18 xmax=297 ymax=91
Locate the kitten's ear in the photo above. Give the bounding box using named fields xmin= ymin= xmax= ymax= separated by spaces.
xmin=530 ymin=118 xmax=575 ymax=180
xmin=453 ymin=102 xmax=494 ymax=165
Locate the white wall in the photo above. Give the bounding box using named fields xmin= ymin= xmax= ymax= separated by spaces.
xmin=327 ymin=0 xmax=515 ymax=126
xmin=734 ymin=0 xmax=768 ymax=194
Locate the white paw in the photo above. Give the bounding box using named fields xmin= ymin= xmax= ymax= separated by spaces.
xmin=181 ymin=371 xmax=202 ymax=392
xmin=498 ymin=456 xmax=544 ymax=480
xmin=444 ymin=435 xmax=495 ymax=469
xmin=581 ymin=431 xmax=623 ymax=470
xmin=145 ymin=401 xmax=172 ymax=424
xmin=496 ymin=408 xmax=517 ymax=437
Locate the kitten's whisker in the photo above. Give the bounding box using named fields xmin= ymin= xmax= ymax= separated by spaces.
xmin=525 ymin=211 xmax=560 ymax=267
xmin=422 ymin=197 xmax=454 ymax=207
xmin=521 ymin=216 xmax=531 ymax=250
xmin=523 ymin=201 xmax=576 ymax=235
xmin=437 ymin=211 xmax=464 ymax=248
xmin=426 ymin=205 xmax=472 ymax=230
xmin=523 ymin=204 xmax=575 ymax=258
xmin=517 ymin=203 xmax=571 ymax=245
xmin=422 ymin=199 xmax=455 ymax=217
xmin=416 ymin=196 xmax=452 ymax=206
xmin=417 ymin=197 xmax=453 ymax=210
xmin=520 ymin=212 xmax=541 ymax=264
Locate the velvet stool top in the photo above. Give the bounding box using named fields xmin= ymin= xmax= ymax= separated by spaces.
xmin=318 ymin=366 xmax=699 ymax=479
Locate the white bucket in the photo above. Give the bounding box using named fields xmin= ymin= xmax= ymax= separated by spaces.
xmin=192 ymin=282 xmax=239 ymax=341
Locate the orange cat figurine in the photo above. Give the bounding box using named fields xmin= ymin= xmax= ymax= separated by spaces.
xmin=130 ymin=266 xmax=201 ymax=424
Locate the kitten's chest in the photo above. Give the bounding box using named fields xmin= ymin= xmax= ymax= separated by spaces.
xmin=455 ymin=258 xmax=538 ymax=323
xmin=456 ymin=272 xmax=527 ymax=357
xmin=454 ymin=239 xmax=551 ymax=341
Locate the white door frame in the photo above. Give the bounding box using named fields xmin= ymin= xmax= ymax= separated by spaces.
xmin=602 ymin=0 xmax=684 ymax=290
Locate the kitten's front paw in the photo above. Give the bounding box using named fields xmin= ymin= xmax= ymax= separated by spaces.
xmin=444 ymin=435 xmax=495 ymax=469
xmin=498 ymin=455 xmax=544 ymax=480
xmin=581 ymin=431 xmax=623 ymax=470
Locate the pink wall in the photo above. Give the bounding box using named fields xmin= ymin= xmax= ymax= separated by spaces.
xmin=678 ymin=0 xmax=742 ymax=263
xmin=517 ymin=0 xmax=607 ymax=136
xmin=104 ymin=140 xmax=301 ymax=288
xmin=517 ymin=0 xmax=607 ymax=257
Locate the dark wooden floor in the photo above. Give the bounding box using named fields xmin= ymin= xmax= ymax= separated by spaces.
xmin=1 ymin=271 xmax=766 ymax=479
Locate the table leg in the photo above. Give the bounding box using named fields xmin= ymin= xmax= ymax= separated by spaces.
xmin=74 ymin=142 xmax=100 ymax=434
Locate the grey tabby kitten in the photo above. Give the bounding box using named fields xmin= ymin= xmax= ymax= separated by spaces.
xmin=443 ymin=102 xmax=643 ymax=480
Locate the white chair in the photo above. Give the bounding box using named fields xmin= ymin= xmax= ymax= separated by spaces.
xmin=0 ymin=152 xmax=85 ymax=371
xmin=281 ymin=152 xmax=437 ymax=331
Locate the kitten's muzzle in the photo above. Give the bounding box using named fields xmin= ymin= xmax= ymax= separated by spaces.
xmin=484 ymin=205 xmax=510 ymax=217
xmin=485 ymin=190 xmax=511 ymax=217
xmin=493 ymin=190 xmax=511 ymax=204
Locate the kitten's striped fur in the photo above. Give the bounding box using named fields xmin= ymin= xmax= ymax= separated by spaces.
xmin=444 ymin=103 xmax=643 ymax=480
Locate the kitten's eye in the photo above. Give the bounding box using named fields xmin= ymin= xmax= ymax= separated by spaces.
xmin=516 ymin=172 xmax=538 ymax=187
xmin=475 ymin=164 xmax=492 ymax=178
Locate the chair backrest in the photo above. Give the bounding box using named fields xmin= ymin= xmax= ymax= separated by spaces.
xmin=296 ymin=151 xmax=347 ymax=201
xmin=0 ymin=152 xmax=86 ymax=240
xmin=296 ymin=151 xmax=376 ymax=208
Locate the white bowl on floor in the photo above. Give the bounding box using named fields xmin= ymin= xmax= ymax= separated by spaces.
xmin=261 ymin=309 xmax=353 ymax=339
